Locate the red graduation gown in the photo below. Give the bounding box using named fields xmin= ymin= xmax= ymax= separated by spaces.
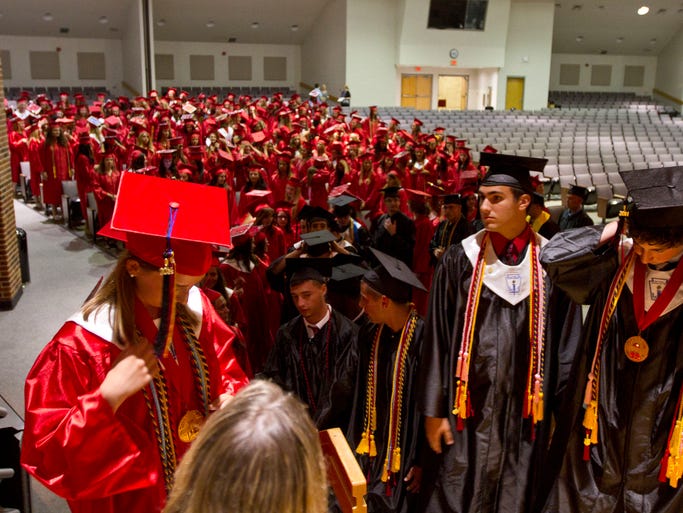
xmin=21 ymin=287 xmax=249 ymax=513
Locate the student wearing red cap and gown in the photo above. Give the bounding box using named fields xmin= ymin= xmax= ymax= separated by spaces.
xmin=40 ymin=121 xmax=74 ymax=217
xmin=21 ymin=174 xmax=249 ymax=513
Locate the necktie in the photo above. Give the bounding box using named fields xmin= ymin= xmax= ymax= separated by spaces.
xmin=504 ymin=241 xmax=519 ymax=265
xmin=307 ymin=325 xmax=320 ymax=339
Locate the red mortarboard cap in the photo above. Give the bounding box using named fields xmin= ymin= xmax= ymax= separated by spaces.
xmin=482 ymin=144 xmax=498 ymax=154
xmin=413 ymin=118 xmax=423 ymax=127
xmin=456 ymin=139 xmax=468 ymax=148
xmin=405 ymin=188 xmax=432 ymax=203
xmin=251 ymin=131 xmax=266 ymax=143
xmin=156 ymin=149 xmax=176 ymax=156
xmin=244 ymin=189 xmax=273 ymax=201
xmin=105 ymin=115 xmax=121 ymax=127
xmin=230 ymin=223 xmax=261 ymax=246
xmin=169 ymin=136 xmax=183 ymax=146
xmin=217 ymin=149 xmax=234 ymax=162
xmin=109 ymin=173 xmax=230 ymax=275
xmin=78 ymin=133 xmax=92 ymax=144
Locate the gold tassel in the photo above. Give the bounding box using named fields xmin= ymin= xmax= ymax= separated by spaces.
xmin=381 ymin=457 xmax=390 ymax=482
xmin=453 ymin=381 xmax=468 ymax=418
xmin=582 ymin=399 xmax=599 ymax=444
xmin=369 ymin=434 xmax=377 ymax=457
xmin=391 ymin=447 xmax=401 ymax=473
xmin=667 ymin=420 xmax=683 ymax=487
xmin=356 ymin=431 xmax=369 ymax=455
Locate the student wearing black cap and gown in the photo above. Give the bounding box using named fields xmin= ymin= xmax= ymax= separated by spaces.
xmin=417 ymin=153 xmax=583 ymax=513
xmin=429 ymin=193 xmax=473 ymax=265
xmin=536 ymin=166 xmax=683 ymax=513
xmin=558 ymin=184 xmax=594 ymax=231
xmin=21 ymin=174 xmax=249 ymax=513
xmin=348 ymin=249 xmax=431 ymax=513
xmin=372 ymin=186 xmax=416 ymax=267
xmin=260 ymin=256 xmax=359 ymax=430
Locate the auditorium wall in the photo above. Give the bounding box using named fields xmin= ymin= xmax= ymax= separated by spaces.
xmin=153 ymin=41 xmax=301 ymax=92
xmin=345 ymin=0 xmax=399 ymax=107
xmin=549 ymin=53 xmax=657 ymax=97
xmin=0 ymin=35 xmax=124 ymax=96
xmin=654 ymin=28 xmax=683 ymax=113
xmin=498 ymin=1 xmax=554 ymax=111
xmin=301 ymin=0 xmax=347 ymax=101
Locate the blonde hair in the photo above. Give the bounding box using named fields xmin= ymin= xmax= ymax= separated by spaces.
xmin=164 ymin=380 xmax=328 ymax=513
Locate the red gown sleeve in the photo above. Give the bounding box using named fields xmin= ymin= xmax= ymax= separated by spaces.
xmin=21 ymin=323 xmax=159 ymax=501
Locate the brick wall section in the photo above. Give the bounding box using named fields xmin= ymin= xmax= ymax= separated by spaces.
xmin=0 ymin=56 xmax=23 ymax=309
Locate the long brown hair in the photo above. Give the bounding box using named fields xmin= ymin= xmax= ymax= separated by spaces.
xmin=82 ymin=250 xmax=155 ymax=346
xmin=164 ymin=380 xmax=328 ymax=513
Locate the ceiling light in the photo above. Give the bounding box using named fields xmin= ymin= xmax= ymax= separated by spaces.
xmin=616 ymin=37 xmax=624 ymax=43
xmin=650 ymin=38 xmax=657 ymax=44
xmin=157 ymin=18 xmax=166 ymax=27
xmin=98 ymin=16 xmax=109 ymax=24
xmin=251 ymin=22 xmax=260 ymax=29
xmin=290 ymin=24 xmax=299 ymax=31
xmin=637 ymin=6 xmax=649 ymax=15
xmin=42 ymin=12 xmax=54 ymax=22
xmin=206 ymin=21 xmax=215 ymax=28
xmin=576 ymin=35 xmax=584 ymax=42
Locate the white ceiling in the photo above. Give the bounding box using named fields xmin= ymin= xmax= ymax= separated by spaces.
xmin=0 ymin=0 xmax=681 ymax=56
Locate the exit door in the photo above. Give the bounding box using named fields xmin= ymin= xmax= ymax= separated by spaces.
xmin=401 ymin=75 xmax=433 ymax=110
xmin=505 ymin=77 xmax=525 ymax=110
xmin=438 ymin=75 xmax=468 ymax=110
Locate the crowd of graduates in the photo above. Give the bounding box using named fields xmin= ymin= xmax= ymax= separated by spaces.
xmin=11 ymin=88 xmax=631 ymax=513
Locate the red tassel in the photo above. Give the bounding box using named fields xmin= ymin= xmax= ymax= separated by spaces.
xmin=530 ymin=422 xmax=536 ymax=442
xmin=385 ymin=480 xmax=392 ymax=497
xmin=583 ymin=444 xmax=590 ymax=461
xmin=457 ymin=417 xmax=464 ymax=432
xmin=660 ymin=452 xmax=670 ymax=483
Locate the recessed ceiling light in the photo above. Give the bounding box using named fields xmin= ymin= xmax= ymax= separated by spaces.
xmin=251 ymin=22 xmax=259 ymax=29
xmin=98 ymin=16 xmax=109 ymax=24
xmin=650 ymin=38 xmax=657 ymax=44
xmin=206 ymin=20 xmax=215 ymax=28
xmin=290 ymin=24 xmax=299 ymax=31
xmin=42 ymin=12 xmax=54 ymax=22
xmin=576 ymin=35 xmax=584 ymax=42
xmin=616 ymin=37 xmax=624 ymax=43
xmin=157 ymin=18 xmax=166 ymax=27
xmin=637 ymin=5 xmax=649 ymax=15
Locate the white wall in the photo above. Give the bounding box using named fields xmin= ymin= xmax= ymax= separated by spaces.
xmin=121 ymin=0 xmax=146 ymax=96
xmin=153 ymin=41 xmax=301 ymax=91
xmin=346 ymin=0 xmax=399 ymax=106
xmin=0 ymin=35 xmax=124 ymax=95
xmin=549 ymin=53 xmax=658 ymax=97
xmin=498 ymin=1 xmax=554 ymax=111
xmin=301 ymin=0 xmax=347 ymax=98
xmin=654 ymin=27 xmax=683 ymax=113
xmin=397 ymin=0 xmax=510 ymax=68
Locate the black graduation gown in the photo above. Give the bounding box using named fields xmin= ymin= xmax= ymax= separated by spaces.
xmin=557 ymin=208 xmax=594 ymax=231
xmin=429 ymin=218 xmax=473 ymax=266
xmin=372 ymin=212 xmax=416 ymax=267
xmin=417 ymin=231 xmax=583 ymax=513
xmin=538 ymin=226 xmax=683 ymax=513
xmin=348 ymin=319 xmax=429 ymax=513
xmin=260 ymin=309 xmax=359 ymax=430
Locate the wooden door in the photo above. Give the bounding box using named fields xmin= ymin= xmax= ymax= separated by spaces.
xmin=505 ymin=77 xmax=524 ymax=110
xmin=401 ymin=74 xmax=432 ymax=110
xmin=438 ymin=75 xmax=468 ymax=110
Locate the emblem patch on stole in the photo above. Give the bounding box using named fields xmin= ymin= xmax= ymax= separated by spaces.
xmin=649 ymin=277 xmax=668 ymax=301
xmin=506 ymin=272 xmax=522 ymax=295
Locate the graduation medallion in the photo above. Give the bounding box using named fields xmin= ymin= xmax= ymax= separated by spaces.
xmin=624 ymin=335 xmax=649 ymax=363
xmin=178 ymin=410 xmax=204 ymax=442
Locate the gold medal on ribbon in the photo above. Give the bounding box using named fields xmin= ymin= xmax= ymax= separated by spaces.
xmin=178 ymin=410 xmax=204 ymax=443
xmin=624 ymin=335 xmax=649 ymax=363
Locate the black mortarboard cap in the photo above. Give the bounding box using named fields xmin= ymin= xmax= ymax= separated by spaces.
xmin=331 ymin=262 xmax=368 ymax=282
xmin=297 ymin=204 xmax=335 ymax=225
xmin=531 ymin=192 xmax=545 ymax=207
xmin=363 ymin=248 xmax=426 ymax=303
xmin=568 ymin=184 xmax=588 ymax=200
xmin=442 ymin=193 xmax=463 ymax=205
xmin=381 ymin=186 xmax=402 ymax=198
xmin=286 ymin=257 xmax=333 ymax=285
xmin=620 ymin=166 xmax=683 ymax=228
xmin=300 ymin=229 xmax=336 ymax=247
xmin=328 ymin=194 xmax=359 ymax=209
xmin=479 ymin=152 xmax=547 ymax=194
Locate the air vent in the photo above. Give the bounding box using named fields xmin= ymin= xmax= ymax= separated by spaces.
xmin=571 ymin=4 xmax=582 ymax=11
xmin=600 ymin=50 xmax=607 ymax=55
xmin=59 ymin=27 xmax=69 ymax=34
xmin=228 ymin=37 xmax=237 ymax=43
